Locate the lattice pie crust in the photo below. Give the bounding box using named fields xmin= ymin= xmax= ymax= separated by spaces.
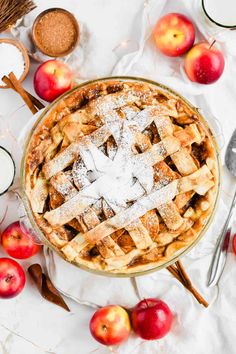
xmin=24 ymin=79 xmax=219 ymax=274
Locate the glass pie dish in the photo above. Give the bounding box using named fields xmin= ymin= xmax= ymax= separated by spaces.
xmin=20 ymin=77 xmax=221 ymax=277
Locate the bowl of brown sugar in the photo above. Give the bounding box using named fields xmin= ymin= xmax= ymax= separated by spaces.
xmin=32 ymin=8 xmax=79 ymax=57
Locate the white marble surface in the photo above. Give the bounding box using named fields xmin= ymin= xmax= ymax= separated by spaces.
xmin=0 ymin=0 xmax=236 ymax=353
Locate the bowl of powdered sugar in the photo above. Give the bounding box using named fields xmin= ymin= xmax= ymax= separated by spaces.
xmin=0 ymin=38 xmax=30 ymax=89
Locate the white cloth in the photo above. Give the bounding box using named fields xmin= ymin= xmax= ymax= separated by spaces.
xmin=44 ymin=0 xmax=236 ymax=351
xmin=6 ymin=0 xmax=236 ymax=353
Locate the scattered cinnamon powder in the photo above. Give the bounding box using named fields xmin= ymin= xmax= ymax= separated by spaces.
xmin=33 ymin=9 xmax=79 ymax=57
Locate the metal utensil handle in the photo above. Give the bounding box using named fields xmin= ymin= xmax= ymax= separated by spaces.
xmin=208 ymin=189 xmax=236 ymax=287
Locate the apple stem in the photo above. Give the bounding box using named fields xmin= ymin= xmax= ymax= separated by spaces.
xmin=209 ymin=39 xmax=216 ymax=50
xmin=5 ymin=274 xmax=14 ymax=283
xmin=144 ymin=298 xmax=149 ymax=308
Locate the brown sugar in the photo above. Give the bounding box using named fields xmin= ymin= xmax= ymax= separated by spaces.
xmin=33 ymin=9 xmax=79 ymax=57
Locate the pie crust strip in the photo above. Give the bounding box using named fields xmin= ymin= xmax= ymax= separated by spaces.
xmin=78 ymin=180 xmax=178 ymax=244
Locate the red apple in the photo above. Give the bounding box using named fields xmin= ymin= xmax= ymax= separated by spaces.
xmin=0 ymin=258 xmax=25 ymax=298
xmin=233 ymin=234 xmax=236 ymax=256
xmin=153 ymin=13 xmax=195 ymax=57
xmin=184 ymin=42 xmax=225 ymax=84
xmin=34 ymin=60 xmax=74 ymax=102
xmin=1 ymin=221 xmax=41 ymax=259
xmin=131 ymin=298 xmax=173 ymax=340
xmin=89 ymin=305 xmax=131 ymax=346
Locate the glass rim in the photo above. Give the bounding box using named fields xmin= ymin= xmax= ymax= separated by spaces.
xmin=20 ymin=76 xmax=222 ymax=278
xmin=201 ymin=0 xmax=236 ymax=29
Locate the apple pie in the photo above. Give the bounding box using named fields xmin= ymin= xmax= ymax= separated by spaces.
xmin=23 ymin=78 xmax=219 ymax=274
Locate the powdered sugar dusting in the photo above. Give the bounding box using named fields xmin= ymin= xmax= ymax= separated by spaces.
xmin=43 ymin=95 xmax=183 ymax=227
xmin=82 ymin=180 xmax=178 ymax=242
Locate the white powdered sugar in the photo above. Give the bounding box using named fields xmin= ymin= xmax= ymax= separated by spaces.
xmin=0 ymin=43 xmax=25 ymax=86
xmin=79 ymin=180 xmax=178 ymax=243
xmin=44 ymin=103 xmax=178 ymax=227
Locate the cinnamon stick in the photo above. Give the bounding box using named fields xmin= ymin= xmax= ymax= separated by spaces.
xmin=8 ymin=72 xmax=38 ymax=114
xmin=29 ymin=94 xmax=45 ymax=110
xmin=167 ymin=261 xmax=209 ymax=308
xmin=167 ymin=265 xmax=182 ymax=283
xmin=177 ymin=261 xmax=208 ymax=307
xmin=28 ymin=264 xmax=70 ymax=312
xmin=2 ymin=75 xmax=44 ymax=110
xmin=176 ymin=260 xmax=192 ymax=288
xmin=188 ymin=285 xmax=209 ymax=308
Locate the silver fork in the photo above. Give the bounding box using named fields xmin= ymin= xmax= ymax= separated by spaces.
xmin=208 ymin=129 xmax=236 ymax=287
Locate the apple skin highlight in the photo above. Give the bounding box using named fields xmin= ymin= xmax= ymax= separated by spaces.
xmin=184 ymin=42 xmax=225 ymax=84
xmin=0 ymin=258 xmax=26 ymax=299
xmin=1 ymin=221 xmax=41 ymax=260
xmin=34 ymin=60 xmax=74 ymax=102
xmin=131 ymin=298 xmax=173 ymax=340
xmin=153 ymin=13 xmax=195 ymax=57
xmin=89 ymin=305 xmax=131 ymax=346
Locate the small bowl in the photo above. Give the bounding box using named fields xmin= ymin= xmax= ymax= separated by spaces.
xmin=0 ymin=38 xmax=30 ymax=89
xmin=32 ymin=8 xmax=80 ymax=58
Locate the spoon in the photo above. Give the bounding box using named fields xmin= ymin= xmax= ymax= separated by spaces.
xmin=208 ymin=129 xmax=236 ymax=287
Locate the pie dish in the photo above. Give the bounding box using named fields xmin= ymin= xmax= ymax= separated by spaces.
xmin=21 ymin=77 xmax=220 ymax=275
